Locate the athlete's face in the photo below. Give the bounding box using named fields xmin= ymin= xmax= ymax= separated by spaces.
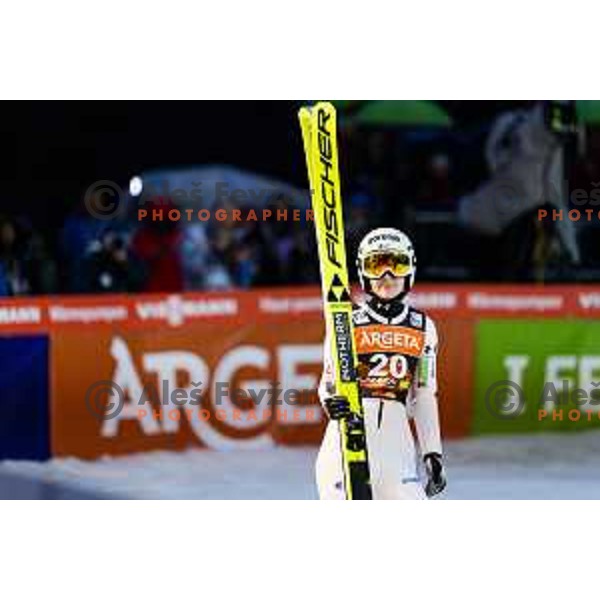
xmin=370 ymin=273 xmax=405 ymax=300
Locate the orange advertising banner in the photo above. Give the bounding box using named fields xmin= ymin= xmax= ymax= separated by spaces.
xmin=5 ymin=284 xmax=595 ymax=458
xmin=51 ymin=315 xmax=327 ymax=458
xmin=44 ymin=287 xmax=473 ymax=457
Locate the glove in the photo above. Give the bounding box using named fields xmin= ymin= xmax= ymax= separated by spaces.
xmin=322 ymin=395 xmax=352 ymax=421
xmin=423 ymin=452 xmax=446 ymax=498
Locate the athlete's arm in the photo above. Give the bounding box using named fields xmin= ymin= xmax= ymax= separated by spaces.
xmin=413 ymin=316 xmax=443 ymax=457
xmin=412 ymin=316 xmax=446 ymax=496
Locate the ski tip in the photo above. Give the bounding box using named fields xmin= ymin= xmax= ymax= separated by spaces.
xmin=314 ymin=101 xmax=337 ymax=115
xmin=298 ymin=106 xmax=312 ymax=119
xmin=299 ymin=102 xmax=337 ymax=116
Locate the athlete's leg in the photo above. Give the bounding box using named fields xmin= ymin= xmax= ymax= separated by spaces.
xmin=365 ymin=401 xmax=427 ymax=500
xmin=315 ymin=421 xmax=346 ymax=500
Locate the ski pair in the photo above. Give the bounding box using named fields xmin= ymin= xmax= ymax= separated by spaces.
xmin=298 ymin=102 xmax=372 ymax=500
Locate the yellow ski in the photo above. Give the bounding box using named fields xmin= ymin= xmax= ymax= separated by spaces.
xmin=298 ymin=102 xmax=372 ymax=500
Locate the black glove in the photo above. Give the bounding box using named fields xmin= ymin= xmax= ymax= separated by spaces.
xmin=423 ymin=452 xmax=446 ymax=498
xmin=323 ymin=395 xmax=352 ymax=421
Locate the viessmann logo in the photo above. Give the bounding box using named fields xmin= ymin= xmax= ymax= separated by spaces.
xmin=579 ymin=293 xmax=600 ymax=309
xmin=0 ymin=306 xmax=41 ymax=324
xmin=135 ymin=295 xmax=238 ymax=326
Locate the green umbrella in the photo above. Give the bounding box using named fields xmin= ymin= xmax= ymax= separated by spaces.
xmin=353 ymin=100 xmax=452 ymax=127
xmin=329 ymin=100 xmax=369 ymax=113
xmin=576 ymin=100 xmax=600 ymax=124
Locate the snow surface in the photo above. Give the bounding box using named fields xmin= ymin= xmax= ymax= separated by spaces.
xmin=3 ymin=432 xmax=600 ymax=499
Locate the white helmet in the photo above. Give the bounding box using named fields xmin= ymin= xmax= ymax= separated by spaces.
xmin=356 ymin=228 xmax=416 ymax=296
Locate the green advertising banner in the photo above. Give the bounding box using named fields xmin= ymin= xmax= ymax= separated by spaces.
xmin=473 ymin=320 xmax=600 ymax=434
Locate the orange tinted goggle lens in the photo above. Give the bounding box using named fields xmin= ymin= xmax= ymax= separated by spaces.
xmin=362 ymin=252 xmax=411 ymax=279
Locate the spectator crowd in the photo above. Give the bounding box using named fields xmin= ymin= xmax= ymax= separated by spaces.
xmin=0 ymin=192 xmax=321 ymax=297
xmin=2 ymin=101 xmax=599 ymax=297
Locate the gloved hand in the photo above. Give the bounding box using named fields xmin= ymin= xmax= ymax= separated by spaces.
xmin=323 ymin=395 xmax=352 ymax=421
xmin=423 ymin=452 xmax=446 ymax=498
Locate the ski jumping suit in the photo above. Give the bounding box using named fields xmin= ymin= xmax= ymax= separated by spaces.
xmin=316 ymin=296 xmax=442 ymax=500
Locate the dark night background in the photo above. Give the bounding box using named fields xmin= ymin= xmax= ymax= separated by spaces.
xmin=0 ymin=100 xmax=528 ymax=230
xmin=1 ymin=102 xmax=303 ymax=230
xmin=6 ymin=99 xmax=587 ymax=296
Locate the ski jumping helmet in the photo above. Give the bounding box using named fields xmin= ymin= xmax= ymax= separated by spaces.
xmin=356 ymin=228 xmax=416 ymax=297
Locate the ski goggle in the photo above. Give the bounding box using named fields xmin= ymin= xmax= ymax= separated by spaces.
xmin=361 ymin=251 xmax=413 ymax=279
